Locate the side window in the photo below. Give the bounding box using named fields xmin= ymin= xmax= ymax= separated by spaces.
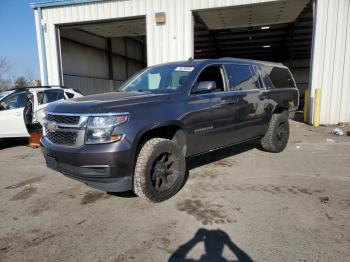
xmin=0 ymin=92 xmax=27 ymax=111
xmin=227 ymin=64 xmax=257 ymax=90
xmin=261 ymin=66 xmax=295 ymax=88
xmin=38 ymin=90 xmax=65 ymax=105
xmin=37 ymin=92 xmax=44 ymax=105
xmin=196 ymin=65 xmax=225 ymax=92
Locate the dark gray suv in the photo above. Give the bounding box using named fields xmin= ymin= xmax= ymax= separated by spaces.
xmin=41 ymin=58 xmax=299 ymax=202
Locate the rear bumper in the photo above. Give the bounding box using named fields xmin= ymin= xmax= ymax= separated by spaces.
xmin=41 ymin=136 xmax=134 ymax=192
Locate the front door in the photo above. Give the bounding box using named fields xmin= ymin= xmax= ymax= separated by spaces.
xmin=225 ymin=63 xmax=269 ymax=141
xmin=0 ymin=91 xmax=29 ymax=138
xmin=186 ymin=64 xmax=238 ymax=155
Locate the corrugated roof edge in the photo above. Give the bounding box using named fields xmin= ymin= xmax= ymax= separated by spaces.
xmin=30 ymin=0 xmax=105 ymax=9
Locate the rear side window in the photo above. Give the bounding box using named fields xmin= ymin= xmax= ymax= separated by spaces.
xmin=37 ymin=90 xmax=65 ymax=105
xmin=261 ymin=66 xmax=295 ymax=89
xmin=226 ymin=64 xmax=258 ymax=90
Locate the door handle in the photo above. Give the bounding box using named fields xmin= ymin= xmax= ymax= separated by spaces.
xmin=15 ymin=112 xmax=22 ymax=116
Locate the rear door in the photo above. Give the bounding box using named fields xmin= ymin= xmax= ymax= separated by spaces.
xmin=225 ymin=63 xmax=269 ymax=140
xmin=0 ymin=91 xmax=29 ymax=138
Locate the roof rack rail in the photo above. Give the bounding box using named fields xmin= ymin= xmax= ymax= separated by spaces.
xmin=3 ymin=85 xmax=68 ymax=93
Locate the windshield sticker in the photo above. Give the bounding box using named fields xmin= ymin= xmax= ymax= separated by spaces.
xmin=175 ymin=67 xmax=194 ymax=72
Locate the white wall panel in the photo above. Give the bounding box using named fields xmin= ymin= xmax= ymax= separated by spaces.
xmin=339 ymin=3 xmax=350 ymax=123
xmin=310 ymin=0 xmax=350 ymax=124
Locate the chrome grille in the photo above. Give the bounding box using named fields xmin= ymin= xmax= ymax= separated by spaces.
xmin=47 ymin=114 xmax=80 ymax=125
xmin=46 ymin=130 xmax=78 ymax=145
xmin=44 ymin=113 xmax=87 ymax=147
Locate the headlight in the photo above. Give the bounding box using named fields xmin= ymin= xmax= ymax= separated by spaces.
xmin=85 ymin=114 xmax=129 ymax=144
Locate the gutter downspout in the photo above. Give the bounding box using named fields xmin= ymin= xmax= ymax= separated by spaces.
xmin=38 ymin=7 xmax=48 ymax=85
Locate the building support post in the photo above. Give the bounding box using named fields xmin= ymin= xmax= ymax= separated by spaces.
xmin=313 ymin=88 xmax=321 ymax=126
xmin=38 ymin=7 xmax=48 ymax=85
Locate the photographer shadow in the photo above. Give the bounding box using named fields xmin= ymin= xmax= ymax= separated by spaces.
xmin=168 ymin=228 xmax=253 ymax=262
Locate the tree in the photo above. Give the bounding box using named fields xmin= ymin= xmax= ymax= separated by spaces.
xmin=0 ymin=57 xmax=41 ymax=91
xmin=0 ymin=58 xmax=11 ymax=91
xmin=15 ymin=76 xmax=28 ymax=88
xmin=0 ymin=58 xmax=10 ymax=79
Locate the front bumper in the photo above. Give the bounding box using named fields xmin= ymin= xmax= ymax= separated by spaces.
xmin=41 ymin=136 xmax=134 ymax=192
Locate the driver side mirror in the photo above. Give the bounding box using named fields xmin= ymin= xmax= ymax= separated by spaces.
xmin=192 ymin=81 xmax=217 ymax=94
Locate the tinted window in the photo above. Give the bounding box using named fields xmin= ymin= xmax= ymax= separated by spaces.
xmin=37 ymin=90 xmax=65 ymax=105
xmin=227 ymin=64 xmax=257 ymax=90
xmin=0 ymin=92 xmax=27 ymax=111
xmin=261 ymin=66 xmax=295 ymax=88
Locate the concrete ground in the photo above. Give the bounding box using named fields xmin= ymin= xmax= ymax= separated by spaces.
xmin=0 ymin=120 xmax=349 ymax=262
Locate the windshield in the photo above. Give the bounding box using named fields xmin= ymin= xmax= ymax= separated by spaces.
xmin=119 ymin=64 xmax=194 ymax=93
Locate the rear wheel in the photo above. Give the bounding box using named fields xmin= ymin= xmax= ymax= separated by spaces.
xmin=261 ymin=112 xmax=290 ymax=153
xmin=133 ymin=138 xmax=186 ymax=202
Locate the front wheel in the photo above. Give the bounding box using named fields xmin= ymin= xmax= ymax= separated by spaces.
xmin=133 ymin=138 xmax=186 ymax=202
xmin=261 ymin=112 xmax=290 ymax=153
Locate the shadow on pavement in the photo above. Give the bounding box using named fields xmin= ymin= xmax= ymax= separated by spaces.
xmin=107 ymin=191 xmax=137 ymax=198
xmin=292 ymin=111 xmax=305 ymax=124
xmin=168 ymin=228 xmax=253 ymax=262
xmin=0 ymin=138 xmax=28 ymax=150
xmin=187 ymin=142 xmax=257 ymax=170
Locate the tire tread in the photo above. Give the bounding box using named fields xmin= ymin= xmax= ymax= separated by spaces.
xmin=133 ymin=138 xmax=185 ymax=202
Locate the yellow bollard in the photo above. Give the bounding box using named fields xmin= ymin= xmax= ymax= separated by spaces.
xmin=313 ymin=88 xmax=321 ymax=127
xmin=304 ymin=89 xmax=309 ymax=123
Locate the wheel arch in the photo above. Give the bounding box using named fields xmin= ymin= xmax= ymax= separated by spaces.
xmin=273 ymin=106 xmax=289 ymax=114
xmin=134 ymin=121 xmax=188 ymax=157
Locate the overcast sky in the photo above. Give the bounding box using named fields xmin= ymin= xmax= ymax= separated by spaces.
xmin=0 ymin=0 xmax=40 ymax=80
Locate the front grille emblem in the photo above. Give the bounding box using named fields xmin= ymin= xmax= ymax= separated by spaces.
xmin=47 ymin=121 xmax=58 ymax=133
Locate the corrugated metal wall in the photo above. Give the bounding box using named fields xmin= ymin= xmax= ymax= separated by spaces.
xmin=63 ymin=75 xmax=114 ymax=95
xmin=310 ymin=0 xmax=350 ymax=124
xmin=35 ymin=0 xmax=350 ymax=124
xmin=59 ymin=27 xmax=144 ymax=94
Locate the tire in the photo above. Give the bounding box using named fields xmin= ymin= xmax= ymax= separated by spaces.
xmin=133 ymin=138 xmax=186 ymax=202
xmin=261 ymin=111 xmax=290 ymax=153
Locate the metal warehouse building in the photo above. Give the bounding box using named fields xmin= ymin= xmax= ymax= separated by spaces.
xmin=31 ymin=0 xmax=350 ymax=125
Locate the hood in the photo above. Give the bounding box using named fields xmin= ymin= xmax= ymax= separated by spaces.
xmin=46 ymin=91 xmax=171 ymax=114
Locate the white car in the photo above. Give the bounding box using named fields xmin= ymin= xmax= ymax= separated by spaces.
xmin=0 ymin=86 xmax=82 ymax=139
